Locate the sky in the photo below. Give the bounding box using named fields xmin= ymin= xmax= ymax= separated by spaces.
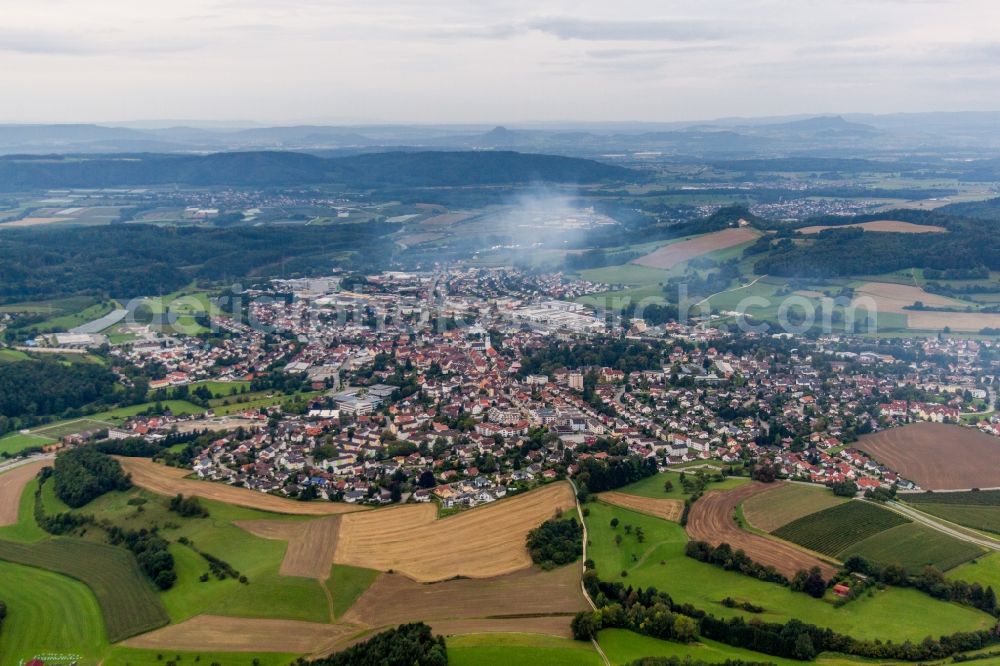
xmin=2 ymin=0 xmax=1000 ymax=124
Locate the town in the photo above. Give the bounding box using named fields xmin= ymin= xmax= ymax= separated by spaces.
xmin=24 ymin=267 xmax=997 ymax=512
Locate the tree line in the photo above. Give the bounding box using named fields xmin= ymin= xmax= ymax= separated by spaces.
xmin=294 ymin=622 xmax=447 ymax=666
xmin=576 ymin=569 xmax=1000 ymax=662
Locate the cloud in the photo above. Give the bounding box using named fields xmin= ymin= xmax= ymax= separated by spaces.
xmin=429 ymin=15 xmax=736 ymax=42
xmin=0 ymin=28 xmax=203 ymax=55
xmin=525 ymin=17 xmax=734 ymax=41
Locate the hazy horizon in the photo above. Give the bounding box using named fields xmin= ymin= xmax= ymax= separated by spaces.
xmin=4 ymin=0 xmax=1000 ymax=125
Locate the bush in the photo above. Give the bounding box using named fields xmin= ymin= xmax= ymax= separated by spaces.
xmin=526 ymin=518 xmax=583 ymax=568
xmin=106 ymin=526 xmax=176 ymax=590
xmin=168 ymin=494 xmax=209 ymax=518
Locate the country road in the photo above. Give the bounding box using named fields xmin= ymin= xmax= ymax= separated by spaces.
xmin=569 ymin=479 xmax=611 ymax=666
xmin=694 ymin=274 xmax=768 ymax=309
xmin=881 ymin=500 xmax=1000 ymax=551
xmin=0 ymin=453 xmax=55 ymax=475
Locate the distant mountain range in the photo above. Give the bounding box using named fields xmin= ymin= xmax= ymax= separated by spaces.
xmin=2 ymin=111 xmax=1000 ymax=158
xmin=0 ymin=150 xmax=634 ymax=190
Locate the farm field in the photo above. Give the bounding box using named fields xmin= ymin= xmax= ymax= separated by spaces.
xmin=342 ymin=564 xmax=587 ymax=630
xmin=0 ymin=560 xmax=108 ymax=666
xmin=237 ymin=514 xmax=342 ymax=579
xmin=121 ymin=614 xmax=360 ymax=655
xmin=448 ymin=633 xmax=602 ymax=666
xmin=615 ymin=470 xmax=749 ymax=500
xmin=742 ymin=482 xmax=848 ymax=532
xmin=908 ymin=310 xmax=1000 ymax=332
xmin=331 ymin=481 xmax=576 ymax=581
xmin=35 ymin=299 xmax=118 ymax=332
xmin=583 ymin=501 xmax=993 ymax=641
xmin=685 ymin=482 xmax=838 ymax=578
xmin=772 ymin=501 xmax=908 ymax=557
xmin=598 ymin=491 xmax=684 ymax=522
xmin=326 ymin=564 xmax=381 ymax=618
xmin=798 ymin=220 xmax=947 ymax=234
xmin=186 ymin=379 xmax=251 ymax=397
xmin=851 ymin=282 xmax=1000 ymax=331
xmin=0 ymin=347 xmax=32 ymax=362
xmin=853 ymin=281 xmax=967 ymax=311
xmin=52 ymin=485 xmax=333 ymax=625
xmin=0 ymin=406 xmax=207 ymax=456
xmin=907 ymin=490 xmax=1000 ymax=505
xmin=0 ymin=537 xmax=170 ymax=641
xmin=903 ymin=490 xmax=1000 ymax=534
xmin=949 ymin=551 xmax=1000 ymax=591
xmin=0 ymin=459 xmax=49 ymax=526
xmin=857 ymin=422 xmax=1000 ymax=490
xmin=597 ymin=629 xmax=856 ymax=666
xmin=119 ymin=457 xmax=366 ymax=515
xmin=633 ymin=227 xmax=760 ymax=269
xmin=105 ymin=648 xmax=297 ymax=666
xmin=25 ymin=416 xmax=115 ymax=439
xmin=0 ymin=479 xmax=48 ymax=543
xmin=909 ymin=503 xmax=1000 ymax=534
xmin=842 ymin=522 xmax=984 ymax=572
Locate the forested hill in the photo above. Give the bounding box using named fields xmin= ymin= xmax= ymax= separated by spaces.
xmin=752 ymin=207 xmax=1000 ymax=277
xmin=0 ymin=150 xmax=634 ymax=190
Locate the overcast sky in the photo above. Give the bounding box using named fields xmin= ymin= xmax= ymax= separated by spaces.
xmin=3 ymin=0 xmax=1000 ymax=124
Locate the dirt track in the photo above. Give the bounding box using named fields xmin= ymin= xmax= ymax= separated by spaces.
xmin=859 ymin=422 xmax=1000 ymax=490
xmin=118 ymin=457 xmax=365 ymax=516
xmin=686 ymin=482 xmax=838 ymax=579
xmin=121 ymin=615 xmax=363 ymax=654
xmin=0 ymin=460 xmax=48 ymax=526
xmin=238 ymin=515 xmax=342 ymax=579
xmin=343 ymin=565 xmax=587 ymax=628
xmin=599 ymin=491 xmax=684 ymax=522
xmin=633 ymin=227 xmax=759 ymax=269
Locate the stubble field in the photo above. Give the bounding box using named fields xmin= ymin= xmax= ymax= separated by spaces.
xmin=599 ymin=491 xmax=684 ymax=522
xmin=633 ymin=227 xmax=759 ymax=269
xmin=685 ymin=482 xmax=839 ymax=579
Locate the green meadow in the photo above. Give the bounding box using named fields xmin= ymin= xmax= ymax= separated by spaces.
xmin=584 ymin=501 xmax=994 ymax=642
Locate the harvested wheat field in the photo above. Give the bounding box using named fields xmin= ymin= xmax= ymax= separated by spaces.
xmin=686 ymin=482 xmax=838 ymax=579
xmin=234 ymin=482 xmax=576 ymax=582
xmin=0 ymin=460 xmax=48 ymax=526
xmin=633 ymin=227 xmax=759 ymax=269
xmin=742 ymin=482 xmax=847 ymax=533
xmin=599 ymin=491 xmax=684 ymax=522
xmin=430 ymin=616 xmax=576 ymax=638
xmin=798 ymin=220 xmax=946 ymax=234
xmin=122 ymin=615 xmax=362 ymax=655
xmin=118 ymin=457 xmax=366 ymax=516
xmin=336 ymin=482 xmax=576 ymax=582
xmin=853 ymin=282 xmax=963 ymax=313
xmin=848 ymin=282 xmax=1000 ymax=331
xmin=238 ymin=515 xmax=342 ymax=579
xmin=907 ymin=310 xmax=1000 ymax=332
xmin=343 ymin=565 xmax=587 ymax=629
xmin=858 ymin=422 xmax=1000 ymax=490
